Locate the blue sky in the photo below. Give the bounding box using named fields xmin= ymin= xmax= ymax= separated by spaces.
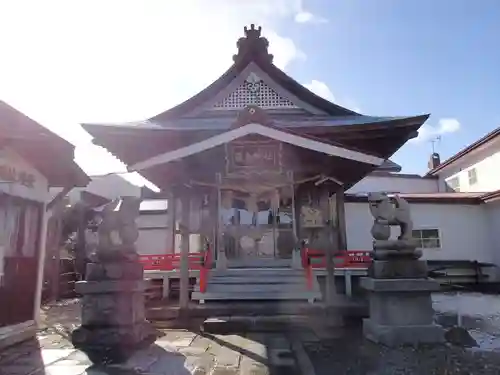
xmin=0 ymin=0 xmax=498 ymax=185
xmin=285 ymin=0 xmax=500 ymax=173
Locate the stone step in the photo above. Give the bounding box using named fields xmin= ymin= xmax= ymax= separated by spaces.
xmin=207 ymin=275 xmax=305 ymax=284
xmin=191 ymin=290 xmax=321 ymax=302
xmin=194 ymin=283 xmax=315 ymax=293
xmin=210 ymin=268 xmax=304 ymax=277
xmin=146 ymin=299 xmax=369 ymax=321
xmin=227 ymin=259 xmax=292 ymax=268
xmin=201 ymin=315 xmax=330 ymax=333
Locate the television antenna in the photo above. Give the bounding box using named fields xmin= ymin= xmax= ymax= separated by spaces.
xmin=430 ymin=135 xmax=442 ymax=153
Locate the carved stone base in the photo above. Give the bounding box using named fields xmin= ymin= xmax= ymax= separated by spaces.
xmin=369 ymin=260 xmax=428 ymax=279
xmin=72 ymin=258 xmax=156 ymax=364
xmin=372 ymin=249 xmax=423 ymax=261
xmin=361 ymin=277 xmax=444 ymax=346
xmin=72 ymin=322 xmax=157 ymax=364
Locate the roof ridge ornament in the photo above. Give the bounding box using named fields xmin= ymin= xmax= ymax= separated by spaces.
xmin=233 ymin=24 xmax=274 ymax=64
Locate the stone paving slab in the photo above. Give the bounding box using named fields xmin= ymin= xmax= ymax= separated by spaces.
xmin=0 ymin=328 xmax=304 ymax=375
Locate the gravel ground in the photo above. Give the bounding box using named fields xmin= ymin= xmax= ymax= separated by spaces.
xmin=304 ymin=325 xmax=500 ymax=375
xmin=302 ymin=292 xmax=500 ymax=375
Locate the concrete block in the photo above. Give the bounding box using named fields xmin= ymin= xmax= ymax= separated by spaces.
xmin=368 ymin=292 xmax=435 ymax=326
xmin=363 ymin=318 xmax=445 ymax=346
xmin=360 ymin=277 xmax=440 ymax=293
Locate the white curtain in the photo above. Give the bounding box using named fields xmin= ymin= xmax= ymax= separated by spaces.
xmin=20 ymin=205 xmax=39 ymax=257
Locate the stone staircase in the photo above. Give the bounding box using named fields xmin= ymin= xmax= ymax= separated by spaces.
xmin=191 ymin=268 xmax=321 ymax=303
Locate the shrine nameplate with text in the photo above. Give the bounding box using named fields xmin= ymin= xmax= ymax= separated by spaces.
xmin=226 ymin=142 xmax=282 ymax=175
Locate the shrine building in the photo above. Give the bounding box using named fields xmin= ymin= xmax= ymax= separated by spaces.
xmin=0 ymin=101 xmax=89 ymax=348
xmin=83 ymin=25 xmax=432 ymax=303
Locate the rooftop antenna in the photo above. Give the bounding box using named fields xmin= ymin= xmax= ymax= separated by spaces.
xmin=430 ymin=135 xmax=442 ymax=153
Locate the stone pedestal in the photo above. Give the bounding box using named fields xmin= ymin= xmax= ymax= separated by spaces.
xmin=71 ymin=257 xmax=156 ymax=364
xmin=361 ymin=275 xmax=444 ymax=346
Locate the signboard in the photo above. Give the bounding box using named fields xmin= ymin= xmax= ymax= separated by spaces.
xmin=300 ymin=206 xmax=324 ymax=228
xmin=226 ymin=142 xmax=281 ymax=175
xmin=0 ymin=164 xmax=35 ymax=188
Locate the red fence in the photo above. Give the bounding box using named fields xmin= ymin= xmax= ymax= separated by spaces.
xmin=139 ymin=250 xmax=212 ymax=292
xmin=302 ymin=249 xmax=372 ymax=290
xmin=302 ymin=249 xmax=372 ymax=269
xmin=140 ymin=253 xmax=207 ymax=271
xmin=139 ymin=249 xmax=372 ymax=293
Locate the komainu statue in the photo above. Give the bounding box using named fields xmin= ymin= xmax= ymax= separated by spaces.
xmin=95 ymin=196 xmax=142 ymax=260
xmin=368 ymin=192 xmax=421 ymax=259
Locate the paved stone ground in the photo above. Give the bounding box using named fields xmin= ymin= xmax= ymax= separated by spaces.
xmin=0 ymin=327 xmax=303 ymax=375
xmin=5 ymin=294 xmax=500 ymax=374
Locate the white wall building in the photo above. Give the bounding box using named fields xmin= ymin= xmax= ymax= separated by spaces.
xmin=427 ymin=128 xmax=500 ymax=193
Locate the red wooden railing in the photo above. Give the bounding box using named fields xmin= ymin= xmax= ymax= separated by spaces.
xmin=139 ymin=249 xmax=212 ymax=293
xmin=302 ymin=249 xmax=373 ymax=290
xmin=302 ymin=249 xmax=372 ymax=269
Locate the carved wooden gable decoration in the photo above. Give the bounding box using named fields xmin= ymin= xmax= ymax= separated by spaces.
xmin=212 ymin=72 xmax=299 ymax=110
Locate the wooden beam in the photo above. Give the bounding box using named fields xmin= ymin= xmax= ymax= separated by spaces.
xmin=129 ymin=123 xmax=385 ymax=172
xmin=46 ymin=185 xmax=74 ymax=211
xmin=168 ymin=190 xmax=176 ymax=254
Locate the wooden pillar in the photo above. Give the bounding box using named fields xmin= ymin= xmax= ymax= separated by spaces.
xmin=216 ymin=173 xmax=227 ymax=269
xmin=167 ymin=190 xmax=176 ymax=253
xmin=208 ymin=189 xmax=218 ymax=263
xmin=47 ymin=212 xmax=63 ymax=301
xmin=289 ymin=171 xmax=302 ymax=268
xmin=179 ymin=192 xmax=190 ymax=310
xmin=34 ymin=200 xmax=49 ymax=324
xmin=287 ymin=171 xmax=298 ymax=240
xmin=335 ymin=187 xmax=347 ymax=251
xmin=323 ymin=187 xmax=336 ymax=306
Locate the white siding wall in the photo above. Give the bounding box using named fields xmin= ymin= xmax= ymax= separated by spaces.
xmin=345 ymin=202 xmax=494 ymax=263
xmin=486 ymin=201 xmax=500 ymax=267
xmin=136 ymin=211 xmax=204 ymax=255
xmin=443 ymin=151 xmax=500 ymax=193
xmin=136 ymin=213 xmax=169 ymax=255
xmin=348 ymin=175 xmax=443 ymax=194
xmin=439 ymin=137 xmax=500 ymax=193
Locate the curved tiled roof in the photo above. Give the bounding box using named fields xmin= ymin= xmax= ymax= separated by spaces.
xmin=0 ymin=101 xmax=89 ymax=187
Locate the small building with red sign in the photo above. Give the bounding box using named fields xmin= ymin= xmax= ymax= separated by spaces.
xmin=0 ymin=101 xmax=89 ymax=348
xmin=83 ymin=25 xmax=429 ymax=304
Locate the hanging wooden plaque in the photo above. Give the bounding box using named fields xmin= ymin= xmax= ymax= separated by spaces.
xmin=225 ymin=141 xmax=282 ymax=175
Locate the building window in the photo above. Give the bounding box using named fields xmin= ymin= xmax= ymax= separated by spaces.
xmin=412 ymin=229 xmax=441 ymax=249
xmin=447 ymin=177 xmax=460 ymax=192
xmin=468 ymin=168 xmax=478 ymax=185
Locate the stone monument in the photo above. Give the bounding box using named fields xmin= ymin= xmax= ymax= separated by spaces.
xmin=71 ymin=196 xmax=156 ymax=364
xmin=361 ymin=192 xmax=444 ymax=346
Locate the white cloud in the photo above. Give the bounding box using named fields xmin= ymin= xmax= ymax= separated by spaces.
xmin=410 ymin=118 xmax=461 ymax=144
xmin=295 ymin=11 xmax=328 ymax=24
xmin=303 ymin=80 xmax=361 ymax=112
xmin=0 ymin=0 xmax=307 ymax=188
xmin=304 ymin=80 xmax=335 ymax=101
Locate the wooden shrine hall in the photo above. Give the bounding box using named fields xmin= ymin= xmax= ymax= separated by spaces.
xmin=83 ymin=24 xmax=429 ymax=305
